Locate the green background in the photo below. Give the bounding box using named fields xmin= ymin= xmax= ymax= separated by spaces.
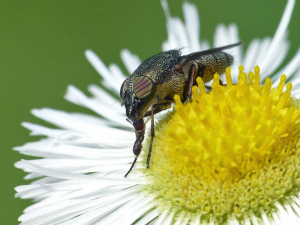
xmin=1 ymin=0 xmax=300 ymax=224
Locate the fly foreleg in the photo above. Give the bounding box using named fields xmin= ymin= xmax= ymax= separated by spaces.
xmin=146 ymin=107 xmax=155 ymax=169
xmin=145 ymin=103 xmax=171 ymax=169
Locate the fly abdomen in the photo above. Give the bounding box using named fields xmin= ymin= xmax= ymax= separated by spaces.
xmin=196 ymin=52 xmax=233 ymax=83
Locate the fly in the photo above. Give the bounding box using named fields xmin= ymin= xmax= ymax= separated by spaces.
xmin=120 ymin=42 xmax=242 ymax=177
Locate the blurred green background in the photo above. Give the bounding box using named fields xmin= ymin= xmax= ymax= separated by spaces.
xmin=1 ymin=0 xmax=300 ymax=224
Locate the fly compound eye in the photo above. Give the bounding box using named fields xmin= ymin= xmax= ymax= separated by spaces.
xmin=133 ymin=76 xmax=156 ymax=100
xmin=120 ymin=78 xmax=129 ymax=106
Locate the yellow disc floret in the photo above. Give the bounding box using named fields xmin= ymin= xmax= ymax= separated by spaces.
xmin=141 ymin=66 xmax=300 ymax=224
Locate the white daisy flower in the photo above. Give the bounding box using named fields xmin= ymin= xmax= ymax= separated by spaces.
xmin=15 ymin=0 xmax=300 ymax=225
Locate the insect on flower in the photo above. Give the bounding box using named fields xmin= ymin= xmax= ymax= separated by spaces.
xmin=120 ymin=43 xmax=242 ymax=177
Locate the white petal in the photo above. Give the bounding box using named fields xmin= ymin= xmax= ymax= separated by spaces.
xmin=134 ymin=208 xmax=159 ymax=225
xmin=153 ymin=206 xmax=171 ymax=225
xmin=111 ymin=198 xmax=156 ymax=225
xmin=65 ymin=85 xmax=130 ymax=127
xmin=183 ymin=2 xmax=201 ymax=52
xmin=170 ymin=17 xmax=190 ymax=54
xmin=261 ymin=213 xmax=272 ymax=225
xmin=120 ymin=49 xmax=141 ymax=74
xmin=22 ymin=122 xmax=64 ymax=138
xmin=243 ymin=39 xmax=260 ymax=73
xmin=159 ymin=210 xmax=175 ymax=225
xmin=24 ymin=172 xmax=45 ymax=180
xmin=214 ymin=24 xmax=230 ymax=47
xmin=190 ymin=215 xmax=200 ymax=225
xmin=208 ymin=220 xmax=216 ymax=225
xmin=243 ymin=218 xmax=252 ymax=225
xmin=174 ymin=211 xmax=188 ymax=225
xmin=273 ymin=47 xmax=300 ymax=85
xmin=85 ymin=50 xmax=120 ymax=93
xmin=228 ymin=24 xmax=242 ymax=70
xmin=228 ymin=218 xmax=239 ymax=225
xmin=200 ymin=40 xmax=210 ymax=51
xmin=18 ymin=160 xmax=144 ymax=184
xmin=20 ymin=190 xmax=140 ymax=225
xmin=275 ymin=202 xmax=300 ymax=225
xmin=14 ymin=139 xmax=133 ymax=159
xmin=262 ymin=37 xmax=289 ymax=78
xmin=25 ymin=185 xmax=141 ymax=214
xmin=109 ymin=63 xmax=128 ymax=83
xmin=259 ymin=0 xmax=295 ymax=74
xmin=291 ymin=202 xmax=300 ymax=224
xmin=284 ymin=203 xmax=300 ymax=224
xmin=16 ymin=158 xmax=132 ymax=174
xmin=93 ymin=193 xmax=147 ymax=224
xmin=290 ymin=69 xmax=300 ymax=86
xmin=271 ymin=212 xmax=284 ymax=225
xmin=87 ymin=84 xmax=120 ymax=105
xmin=161 ymin=0 xmax=191 ymax=53
xmin=250 ymin=215 xmax=260 ymax=225
xmin=291 ymin=83 xmax=300 ymax=98
xmin=253 ymin=37 xmax=271 ymax=70
xmin=161 ymin=0 xmax=178 ymax=51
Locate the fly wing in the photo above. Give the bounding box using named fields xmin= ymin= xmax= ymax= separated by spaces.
xmin=180 ymin=42 xmax=242 ymax=64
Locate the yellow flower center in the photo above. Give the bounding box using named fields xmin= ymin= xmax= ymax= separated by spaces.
xmin=141 ymin=66 xmax=300 ymax=223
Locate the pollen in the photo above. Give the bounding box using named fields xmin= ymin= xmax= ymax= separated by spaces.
xmin=141 ymin=66 xmax=300 ymax=223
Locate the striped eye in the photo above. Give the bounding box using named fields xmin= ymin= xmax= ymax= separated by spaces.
xmin=133 ymin=76 xmax=156 ymax=100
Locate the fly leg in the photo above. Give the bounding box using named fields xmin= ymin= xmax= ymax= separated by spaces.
xmin=146 ymin=107 xmax=155 ymax=169
xmin=183 ymin=62 xmax=199 ymax=103
xmin=182 ymin=62 xmax=208 ymax=103
xmin=144 ymin=102 xmax=171 ymax=169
